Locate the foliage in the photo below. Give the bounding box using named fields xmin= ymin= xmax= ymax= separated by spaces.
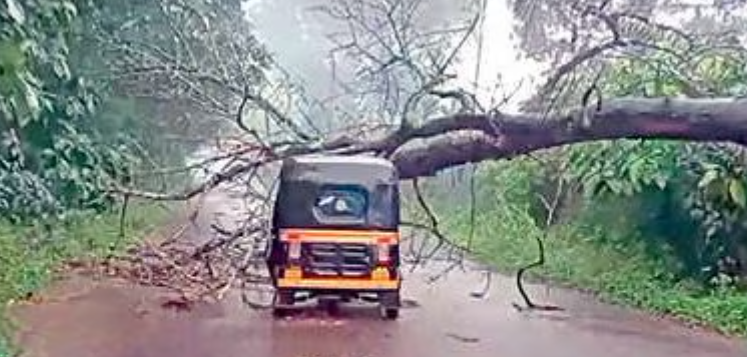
xmin=565 ymin=140 xmax=677 ymax=197
xmin=1 ymin=0 xmax=271 ymax=222
xmin=0 ymin=0 xmax=142 ymax=221
xmin=75 ymin=0 xmax=273 ymax=137
xmin=561 ymin=48 xmax=747 ymax=282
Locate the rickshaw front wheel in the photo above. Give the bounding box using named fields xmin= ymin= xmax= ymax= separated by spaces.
xmin=381 ymin=307 xmax=399 ymax=320
xmin=271 ymin=289 xmax=294 ymax=318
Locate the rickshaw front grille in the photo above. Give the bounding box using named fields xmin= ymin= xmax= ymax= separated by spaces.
xmin=302 ymin=243 xmax=373 ymax=277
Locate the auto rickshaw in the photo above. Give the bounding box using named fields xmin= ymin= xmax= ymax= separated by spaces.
xmin=266 ymin=154 xmax=401 ymax=319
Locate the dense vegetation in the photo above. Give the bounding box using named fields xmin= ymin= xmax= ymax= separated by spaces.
xmin=0 ymin=0 xmax=224 ymax=353
xmin=421 ymin=48 xmax=747 ymax=335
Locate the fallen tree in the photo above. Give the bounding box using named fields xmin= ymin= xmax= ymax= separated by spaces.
xmin=99 ymin=96 xmax=747 ymax=309
xmin=391 ymin=97 xmax=747 ymax=178
xmin=116 ymin=96 xmax=747 ymax=201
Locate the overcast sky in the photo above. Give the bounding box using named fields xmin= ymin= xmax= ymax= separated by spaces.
xmin=243 ymin=0 xmax=546 ymax=114
xmin=452 ymin=0 xmax=547 ymax=112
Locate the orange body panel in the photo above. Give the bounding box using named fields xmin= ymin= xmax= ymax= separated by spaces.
xmin=279 ymin=228 xmax=399 ymax=244
xmin=276 ymin=229 xmax=400 ymax=291
xmin=277 ymin=277 xmax=400 ymax=290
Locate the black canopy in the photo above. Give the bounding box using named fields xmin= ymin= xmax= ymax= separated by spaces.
xmin=278 ymin=155 xmax=398 ymax=185
xmin=272 ymin=155 xmax=400 ymax=231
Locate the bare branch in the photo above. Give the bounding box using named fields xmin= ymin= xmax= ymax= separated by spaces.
xmin=116 ymin=97 xmax=747 ymax=202
xmin=514 ymin=173 xmax=565 ymax=312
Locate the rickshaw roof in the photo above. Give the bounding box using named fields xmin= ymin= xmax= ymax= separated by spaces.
xmin=279 ymin=154 xmax=398 ymax=184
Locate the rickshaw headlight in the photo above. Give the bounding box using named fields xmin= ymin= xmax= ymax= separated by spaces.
xmin=376 ymin=243 xmax=390 ymax=264
xmin=288 ymin=242 xmax=302 ymax=260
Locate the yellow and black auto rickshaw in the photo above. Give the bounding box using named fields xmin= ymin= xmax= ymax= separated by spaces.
xmin=267 ymin=155 xmax=401 ymax=319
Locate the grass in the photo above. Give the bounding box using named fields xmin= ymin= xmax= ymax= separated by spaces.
xmin=0 ymin=201 xmax=175 ymax=357
xmin=438 ymin=205 xmax=747 ymax=336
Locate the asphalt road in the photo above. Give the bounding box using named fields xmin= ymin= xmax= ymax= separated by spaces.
xmin=11 ymin=190 xmax=747 ymax=357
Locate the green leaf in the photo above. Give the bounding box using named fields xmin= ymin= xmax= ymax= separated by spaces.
xmin=60 ymin=1 xmax=78 ymax=17
xmin=606 ymin=180 xmax=625 ymax=195
xmin=52 ymin=54 xmax=71 ymax=80
xmin=18 ymin=80 xmax=41 ymax=124
xmin=698 ymin=170 xmax=720 ymax=189
xmin=0 ymin=40 xmax=26 ymax=74
xmin=653 ymin=174 xmax=668 ymax=189
xmin=728 ymin=179 xmax=746 ymax=209
xmin=5 ymin=0 xmax=25 ymax=24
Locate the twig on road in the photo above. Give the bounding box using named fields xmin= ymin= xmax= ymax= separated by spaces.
xmin=446 ymin=332 xmax=480 ymax=344
xmin=513 ymin=165 xmax=567 ymax=312
xmin=469 ymin=269 xmax=492 ymax=299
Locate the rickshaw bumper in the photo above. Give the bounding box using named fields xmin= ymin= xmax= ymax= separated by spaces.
xmin=276 ymin=278 xmax=400 ymax=291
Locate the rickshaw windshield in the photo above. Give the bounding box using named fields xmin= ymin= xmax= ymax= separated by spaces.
xmin=314 ymin=185 xmax=368 ymax=220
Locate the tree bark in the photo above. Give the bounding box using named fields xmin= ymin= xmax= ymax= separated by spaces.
xmin=117 ymin=97 xmax=747 ymax=200
xmin=391 ymin=97 xmax=747 ymax=179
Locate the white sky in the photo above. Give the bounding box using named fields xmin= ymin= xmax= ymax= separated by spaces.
xmin=453 ymin=0 xmax=547 ymax=113
xmin=243 ymin=0 xmax=747 ymax=116
xmin=243 ymin=0 xmax=546 ymax=114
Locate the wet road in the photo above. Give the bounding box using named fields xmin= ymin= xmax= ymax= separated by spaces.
xmin=11 ymin=191 xmax=747 ymax=357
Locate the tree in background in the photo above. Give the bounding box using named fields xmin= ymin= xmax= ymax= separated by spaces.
xmin=0 ymin=0 xmax=136 ymax=221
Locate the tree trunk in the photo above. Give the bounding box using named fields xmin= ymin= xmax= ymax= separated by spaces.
xmin=119 ymin=97 xmax=747 ymax=201
xmin=390 ymin=97 xmax=747 ymax=179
